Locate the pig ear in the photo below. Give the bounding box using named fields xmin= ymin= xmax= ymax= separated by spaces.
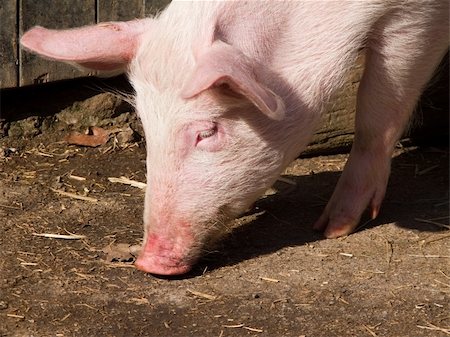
xmin=181 ymin=41 xmax=285 ymax=121
xmin=20 ymin=19 xmax=152 ymax=71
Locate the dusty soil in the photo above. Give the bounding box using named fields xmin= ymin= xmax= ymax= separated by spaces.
xmin=0 ymin=78 xmax=449 ymax=337
xmin=0 ymin=138 xmax=448 ymax=337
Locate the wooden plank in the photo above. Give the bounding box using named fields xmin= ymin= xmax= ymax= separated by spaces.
xmin=19 ymin=0 xmax=95 ymax=86
xmin=0 ymin=0 xmax=18 ymax=88
xmin=145 ymin=0 xmax=171 ymax=16
xmin=98 ymin=0 xmax=145 ymax=22
xmin=303 ymin=57 xmax=364 ymax=155
xmin=16 ymin=1 xmax=171 ymax=88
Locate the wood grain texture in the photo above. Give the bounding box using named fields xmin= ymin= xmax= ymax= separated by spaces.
xmin=305 ymin=57 xmax=364 ymax=155
xmin=19 ymin=0 xmax=94 ymax=86
xmin=12 ymin=0 xmax=171 ymax=87
xmin=145 ymin=0 xmax=171 ymax=16
xmin=98 ymin=0 xmax=144 ymax=22
xmin=0 ymin=0 xmax=18 ymax=88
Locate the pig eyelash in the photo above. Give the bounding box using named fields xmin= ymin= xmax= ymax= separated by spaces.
xmin=197 ymin=125 xmax=218 ymax=141
xmin=198 ymin=128 xmax=216 ymax=139
xmin=194 ymin=122 xmax=224 ymax=152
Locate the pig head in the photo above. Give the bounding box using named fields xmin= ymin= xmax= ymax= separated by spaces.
xmin=21 ymin=4 xmax=313 ymax=275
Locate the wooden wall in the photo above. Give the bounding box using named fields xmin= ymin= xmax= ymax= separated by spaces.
xmin=0 ymin=0 xmax=170 ymax=88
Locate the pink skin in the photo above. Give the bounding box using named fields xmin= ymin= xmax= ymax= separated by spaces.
xmin=135 ymin=233 xmax=192 ymax=275
xmin=20 ymin=1 xmax=449 ymax=275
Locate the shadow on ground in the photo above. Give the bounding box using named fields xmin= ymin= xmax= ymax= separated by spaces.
xmin=194 ymin=147 xmax=449 ymax=275
xmin=1 ymin=75 xmax=132 ymax=121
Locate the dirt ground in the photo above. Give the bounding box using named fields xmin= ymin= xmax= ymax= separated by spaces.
xmin=1 ymin=82 xmax=449 ymax=337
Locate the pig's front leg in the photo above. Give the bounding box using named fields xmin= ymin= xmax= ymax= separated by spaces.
xmin=313 ymin=128 xmax=392 ymax=238
xmin=314 ymin=16 xmax=448 ymax=238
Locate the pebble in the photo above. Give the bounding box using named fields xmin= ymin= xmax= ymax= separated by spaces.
xmin=0 ymin=300 xmax=8 ymax=310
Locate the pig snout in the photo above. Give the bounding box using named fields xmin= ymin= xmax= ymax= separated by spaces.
xmin=135 ymin=231 xmax=196 ymax=276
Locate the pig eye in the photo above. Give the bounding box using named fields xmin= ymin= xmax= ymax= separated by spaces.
xmin=198 ymin=128 xmax=216 ymax=139
xmin=193 ymin=122 xmax=222 ymax=151
xmin=197 ymin=125 xmax=217 ymax=142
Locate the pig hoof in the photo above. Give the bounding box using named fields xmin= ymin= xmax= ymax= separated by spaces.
xmin=313 ymin=199 xmax=381 ymax=238
xmin=313 ymin=214 xmax=358 ymax=238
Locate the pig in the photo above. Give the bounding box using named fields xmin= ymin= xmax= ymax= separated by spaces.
xmin=21 ymin=1 xmax=448 ymax=275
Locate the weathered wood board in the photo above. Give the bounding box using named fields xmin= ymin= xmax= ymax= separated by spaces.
xmin=145 ymin=0 xmax=171 ymax=16
xmin=0 ymin=0 xmax=18 ymax=88
xmin=1 ymin=0 xmax=171 ymax=88
xmin=19 ymin=0 xmax=95 ymax=86
xmin=98 ymin=0 xmax=145 ymax=22
xmin=305 ymin=57 xmax=364 ymax=155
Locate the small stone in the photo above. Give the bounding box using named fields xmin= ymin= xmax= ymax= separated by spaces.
xmin=116 ymin=126 xmax=136 ymax=146
xmin=0 ymin=300 xmax=9 ymax=310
